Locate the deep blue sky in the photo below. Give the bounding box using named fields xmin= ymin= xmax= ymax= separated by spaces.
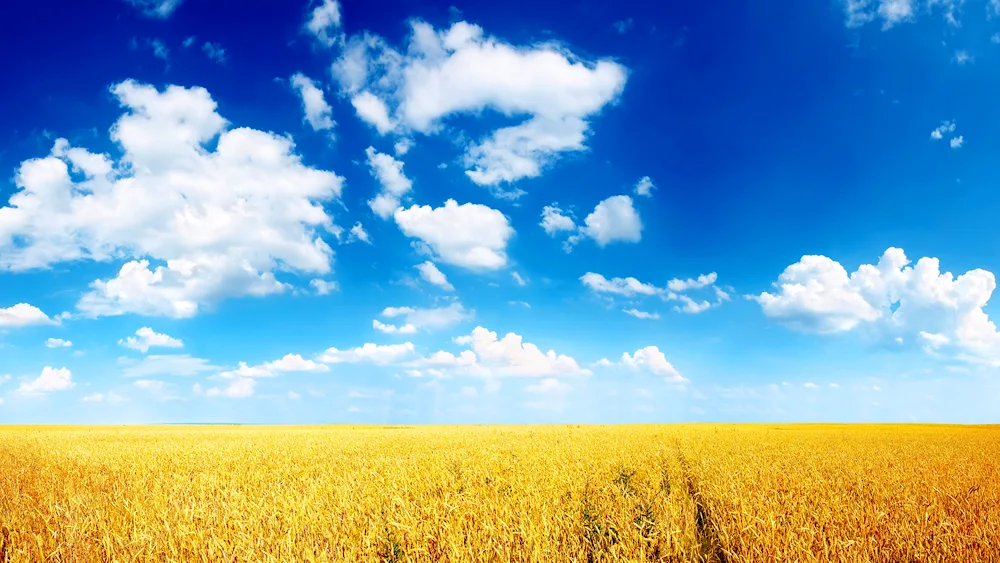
xmin=1 ymin=0 xmax=999 ymax=423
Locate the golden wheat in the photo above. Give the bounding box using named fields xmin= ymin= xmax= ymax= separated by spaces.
xmin=1 ymin=425 xmax=998 ymax=562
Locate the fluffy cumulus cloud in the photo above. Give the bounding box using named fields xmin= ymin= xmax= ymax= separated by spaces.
xmin=375 ymin=302 xmax=471 ymax=333
xmin=330 ymin=19 xmax=627 ymax=192
xmin=930 ymin=120 xmax=956 ymax=140
xmin=45 ymin=338 xmax=72 ymax=348
xmin=365 ymin=147 xmax=413 ymax=219
xmin=415 ymin=261 xmax=454 ymax=291
xmin=119 ymin=327 xmax=183 ymax=353
xmin=620 ymin=346 xmax=687 ymax=382
xmin=218 ymin=353 xmax=329 ymax=379
xmin=0 ymin=81 xmax=344 ymax=318
xmin=581 ymin=273 xmax=661 ymax=297
xmin=319 ymin=342 xmax=416 ymax=364
xmin=634 ymin=176 xmax=655 ymax=197
xmin=373 ymin=319 xmax=417 ymax=334
xmin=451 ymin=326 xmax=590 ymax=377
xmin=756 ymin=247 xmax=1000 ymax=365
xmin=539 ymin=205 xmax=577 ymax=235
xmin=18 ymin=367 xmax=74 ymax=395
xmin=310 ymin=279 xmax=338 ymax=295
xmin=394 ymin=200 xmax=513 ymax=270
xmin=581 ymin=271 xmax=729 ymax=315
xmin=0 ymin=303 xmax=56 ymax=327
xmin=290 ymin=73 xmax=336 ymax=133
xmin=304 ymin=0 xmax=342 ymax=47
xmin=544 ymin=195 xmax=642 ymax=250
xmin=579 ymin=195 xmax=642 ymax=246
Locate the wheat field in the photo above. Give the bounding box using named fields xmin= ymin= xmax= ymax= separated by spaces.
xmin=1 ymin=425 xmax=998 ymax=562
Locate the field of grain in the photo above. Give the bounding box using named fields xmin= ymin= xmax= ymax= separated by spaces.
xmin=1 ymin=425 xmax=998 ymax=562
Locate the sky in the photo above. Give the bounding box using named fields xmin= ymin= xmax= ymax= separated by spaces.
xmin=2 ymin=0 xmax=1000 ymax=424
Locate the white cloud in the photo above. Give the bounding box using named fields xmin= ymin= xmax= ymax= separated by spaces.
xmin=757 ymin=247 xmax=1000 ymax=365
xmin=668 ymin=273 xmax=718 ymax=292
xmin=930 ymin=120 xmax=956 ymax=140
xmin=950 ymin=135 xmax=964 ymax=149
xmin=623 ymin=308 xmax=660 ymax=320
xmin=290 ymin=73 xmax=335 ymax=133
xmin=119 ymin=327 xmax=183 ymax=353
xmin=319 ymin=342 xmax=415 ymax=364
xmin=366 ymin=147 xmax=412 ymax=219
xmin=583 ymin=270 xmax=729 ymax=314
xmin=634 ymin=176 xmax=655 ymax=197
xmin=205 ymin=377 xmax=256 ymax=398
xmin=0 ymin=81 xmax=344 ymax=318
xmin=82 ymin=391 xmax=127 ymax=403
xmin=351 ymin=92 xmax=395 ymax=134
xmin=310 ymin=279 xmax=338 ymax=295
xmin=330 ymin=20 xmax=627 ymax=191
xmin=511 ymin=271 xmax=528 ymax=287
xmin=305 ymin=0 xmax=342 ymax=48
xmin=878 ymin=0 xmax=915 ymax=28
xmin=672 ymin=295 xmax=712 ymax=314
xmin=580 ymin=272 xmax=661 ymax=297
xmin=119 ymin=354 xmax=217 ymax=377
xmin=18 ymin=367 xmax=74 ymax=395
xmin=373 ymin=319 xmax=418 ymax=334
xmin=540 ymin=205 xmax=577 ymax=235
xmin=843 ymin=0 xmax=915 ymax=29
xmin=579 ymin=195 xmax=642 ymax=247
xmin=202 ymin=42 xmax=226 ymax=64
xmin=394 ymin=199 xmax=513 ymax=270
xmin=347 ymin=222 xmax=371 ymax=244
xmin=45 ymin=338 xmax=72 ymax=348
xmin=755 ymin=254 xmax=882 ymax=333
xmin=919 ymin=330 xmax=950 ymax=349
xmin=218 ymin=353 xmax=329 ymax=379
xmin=953 ymin=50 xmax=972 ymax=65
xmin=0 ymin=303 xmax=56 ymax=327
xmin=550 ymin=195 xmax=642 ymax=250
xmin=829 ymin=383 xmax=840 ymax=388
xmin=123 ymin=0 xmax=184 ymax=18
xmin=621 ymin=346 xmax=686 ymax=382
xmin=183 ymin=36 xmax=196 ymax=48
xmin=451 ymin=326 xmax=590 ymax=377
xmin=418 ymin=349 xmax=478 ymax=368
xmin=379 ymin=302 xmax=471 ymax=331
xmin=416 ymin=261 xmax=454 ymax=291
xmin=394 ymin=138 xmax=413 ymax=156
xmin=803 ymin=382 xmax=819 ymax=389
xmin=265 ymin=353 xmax=329 ymax=373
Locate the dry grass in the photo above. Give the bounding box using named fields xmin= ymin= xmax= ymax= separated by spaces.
xmin=1 ymin=424 xmax=998 ymax=562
